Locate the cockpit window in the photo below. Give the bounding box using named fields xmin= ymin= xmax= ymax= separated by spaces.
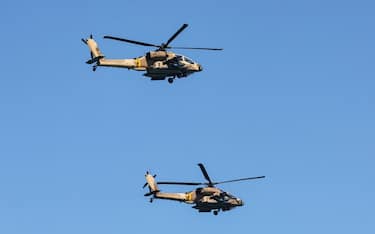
xmin=184 ymin=56 xmax=195 ymax=64
xmin=175 ymin=54 xmax=194 ymax=64
xmin=224 ymin=192 xmax=235 ymax=199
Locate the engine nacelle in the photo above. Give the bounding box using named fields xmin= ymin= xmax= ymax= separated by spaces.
xmin=147 ymin=51 xmax=168 ymax=61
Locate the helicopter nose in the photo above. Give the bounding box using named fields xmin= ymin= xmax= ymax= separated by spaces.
xmin=237 ymin=198 xmax=244 ymax=206
xmin=198 ymin=64 xmax=203 ymax=71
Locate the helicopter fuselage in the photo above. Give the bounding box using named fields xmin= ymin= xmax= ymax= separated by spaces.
xmin=189 ymin=187 xmax=244 ymax=212
xmin=149 ymin=186 xmax=243 ymax=214
xmin=100 ymin=51 xmax=201 ymax=77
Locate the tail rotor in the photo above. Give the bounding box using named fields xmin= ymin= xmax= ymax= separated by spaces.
xmin=81 ymin=34 xmax=104 ymax=71
xmin=143 ymin=171 xmax=159 ymax=198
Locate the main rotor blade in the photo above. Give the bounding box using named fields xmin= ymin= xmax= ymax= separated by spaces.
xmin=169 ymin=46 xmax=223 ymax=51
xmin=157 ymin=181 xmax=203 ymax=186
xmin=197 ymin=163 xmax=213 ymax=185
xmin=103 ymin=36 xmax=160 ymax=48
xmin=213 ymin=176 xmax=266 ymax=185
xmin=163 ymin=23 xmax=188 ymax=49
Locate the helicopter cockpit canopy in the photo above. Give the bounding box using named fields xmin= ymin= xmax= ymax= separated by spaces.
xmin=221 ymin=192 xmax=236 ymax=201
xmin=176 ymin=54 xmax=196 ymax=64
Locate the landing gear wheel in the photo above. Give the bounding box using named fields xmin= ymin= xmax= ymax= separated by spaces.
xmin=168 ymin=78 xmax=174 ymax=84
xmin=149 ymin=198 xmax=153 ymax=203
xmin=213 ymin=210 xmax=218 ymax=216
xmin=93 ymin=66 xmax=97 ymax=72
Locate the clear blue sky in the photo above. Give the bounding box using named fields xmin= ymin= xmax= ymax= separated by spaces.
xmin=1 ymin=0 xmax=374 ymax=233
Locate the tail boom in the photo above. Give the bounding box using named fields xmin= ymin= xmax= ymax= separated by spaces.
xmin=153 ymin=192 xmax=188 ymax=202
xmin=144 ymin=172 xmax=191 ymax=202
xmin=83 ymin=35 xmax=146 ymax=71
xmin=98 ymin=58 xmax=142 ymax=70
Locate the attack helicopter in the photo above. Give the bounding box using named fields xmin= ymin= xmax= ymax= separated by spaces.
xmin=82 ymin=24 xmax=222 ymax=84
xmin=143 ymin=163 xmax=265 ymax=215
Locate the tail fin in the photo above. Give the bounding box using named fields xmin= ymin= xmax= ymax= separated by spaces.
xmin=144 ymin=172 xmax=160 ymax=196
xmin=81 ymin=35 xmax=105 ymax=70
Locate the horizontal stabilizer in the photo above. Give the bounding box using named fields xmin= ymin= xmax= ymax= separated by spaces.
xmin=86 ymin=55 xmax=104 ymax=64
xmin=144 ymin=190 xmax=160 ymax=197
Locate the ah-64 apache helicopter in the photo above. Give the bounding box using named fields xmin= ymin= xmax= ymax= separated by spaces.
xmin=82 ymin=24 xmax=222 ymax=84
xmin=143 ymin=163 xmax=265 ymax=215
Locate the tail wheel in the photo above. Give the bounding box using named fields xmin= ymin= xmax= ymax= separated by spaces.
xmin=213 ymin=210 xmax=218 ymax=215
xmin=168 ymin=78 xmax=174 ymax=84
